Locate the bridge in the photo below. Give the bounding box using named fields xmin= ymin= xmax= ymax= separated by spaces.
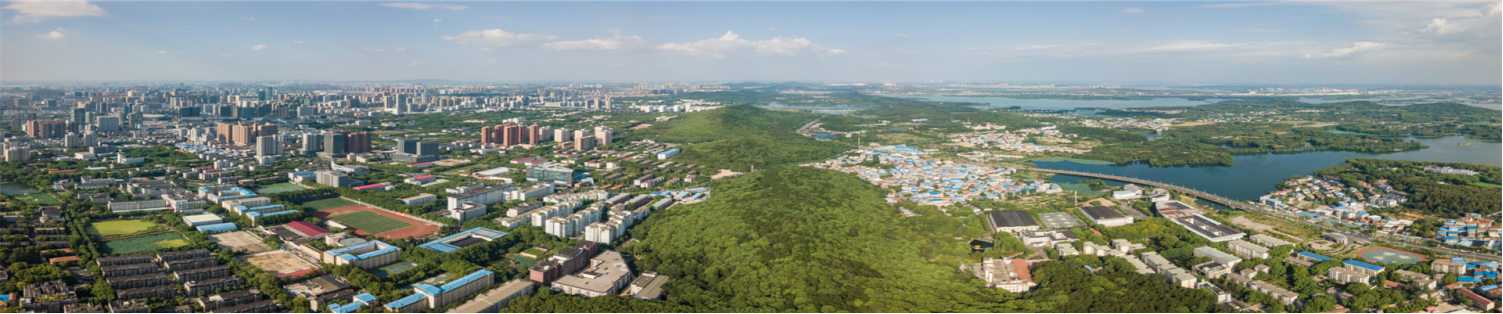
xmin=1022 ymin=167 xmax=1262 ymax=211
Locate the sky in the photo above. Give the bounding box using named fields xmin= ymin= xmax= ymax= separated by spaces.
xmin=2 ymin=1 xmax=1500 ymax=85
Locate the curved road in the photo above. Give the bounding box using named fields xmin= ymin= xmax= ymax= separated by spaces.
xmin=1023 ymin=167 xmax=1499 ymax=262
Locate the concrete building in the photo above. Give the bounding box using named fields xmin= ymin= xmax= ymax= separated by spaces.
xmin=1228 ymin=239 xmax=1271 ymax=259
xmin=986 ymin=210 xmax=1040 ymax=233
xmin=974 ymin=258 xmax=1035 ymax=293
xmin=1019 ymin=229 xmax=1078 ymax=247
xmin=1081 ymin=206 xmax=1134 ymax=227
xmin=1192 ymin=246 xmax=1243 ymax=266
xmin=446 ymin=280 xmax=534 ymax=313
xmin=415 ymin=269 xmax=495 ymax=309
xmin=1248 ymin=234 xmax=1293 ymax=249
xmin=323 ymin=240 xmax=401 ymax=269
xmin=255 ymin=135 xmax=281 ymax=157
xmin=447 ymin=185 xmax=509 ymax=210
xmin=552 ymin=251 xmax=635 ymax=297
xmin=1173 ymin=214 xmax=1245 ymax=242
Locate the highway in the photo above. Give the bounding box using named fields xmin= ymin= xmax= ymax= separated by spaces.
xmin=1022 ymin=167 xmax=1501 ymax=262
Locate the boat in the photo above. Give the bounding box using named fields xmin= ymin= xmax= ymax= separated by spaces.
xmin=1457 ymin=143 xmax=1471 ymax=146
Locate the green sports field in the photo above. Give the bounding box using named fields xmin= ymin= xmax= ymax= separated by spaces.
xmin=103 ymin=233 xmax=189 ymax=254
xmin=16 ymin=192 xmax=60 ymax=204
xmin=87 ymin=220 xmax=159 ymax=237
xmin=329 ymin=211 xmax=412 ymax=235
xmin=256 ymin=183 xmax=309 ymax=194
xmin=301 ymin=198 xmax=358 ymax=210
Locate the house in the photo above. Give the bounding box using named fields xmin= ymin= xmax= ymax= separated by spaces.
xmin=973 ymin=258 xmax=1035 ymax=293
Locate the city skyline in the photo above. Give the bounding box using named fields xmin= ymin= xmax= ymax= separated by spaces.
xmin=2 ymin=1 xmax=1501 ymax=84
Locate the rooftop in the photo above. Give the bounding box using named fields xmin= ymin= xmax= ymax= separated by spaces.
xmin=1081 ymin=206 xmax=1126 ymax=220
xmin=987 ymin=210 xmax=1038 ymax=228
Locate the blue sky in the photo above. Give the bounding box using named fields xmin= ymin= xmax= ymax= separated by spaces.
xmin=3 ymin=1 xmax=1499 ymax=84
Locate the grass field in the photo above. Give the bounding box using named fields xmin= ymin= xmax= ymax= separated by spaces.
xmin=1471 ymin=182 xmax=1502 ymax=189
xmin=301 ymin=198 xmax=358 ymax=210
xmin=256 ymin=183 xmax=309 ymax=194
xmin=15 ymin=192 xmax=60 ymax=204
xmin=329 ymin=211 xmax=412 ymax=235
xmin=103 ymin=233 xmax=189 ymax=254
xmin=87 ymin=220 xmax=159 ymax=237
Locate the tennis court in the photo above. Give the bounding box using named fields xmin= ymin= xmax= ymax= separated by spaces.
xmin=1358 ymin=247 xmax=1426 ymax=265
xmin=1039 ymin=212 xmax=1082 ymax=229
xmin=256 ymin=183 xmax=308 ymax=194
xmin=373 ymin=262 xmax=418 ymax=277
xmin=301 ymin=198 xmax=358 ymax=210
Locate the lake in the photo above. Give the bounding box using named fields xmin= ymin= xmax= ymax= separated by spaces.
xmin=757 ymin=103 xmax=872 ymax=115
xmin=1033 ymin=135 xmax=1501 ymax=201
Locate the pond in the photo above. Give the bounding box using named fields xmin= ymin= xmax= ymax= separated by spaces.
xmin=0 ymin=183 xmax=38 ymax=196
xmin=1032 ymin=135 xmax=1501 ymax=201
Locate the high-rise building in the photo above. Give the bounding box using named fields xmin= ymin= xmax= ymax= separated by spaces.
xmin=63 ymin=133 xmax=80 ymax=147
xmin=3 ymin=147 xmax=31 ymax=162
xmin=527 ymin=125 xmax=542 ymax=145
xmin=94 ymin=116 xmax=121 ymax=132
xmin=256 ymin=135 xmax=282 ymax=157
xmin=554 ymin=128 xmax=570 ymax=143
xmin=346 ymin=132 xmax=372 ymax=154
xmin=253 ymin=123 xmax=278 ymax=140
xmin=324 ymin=132 xmax=348 ymax=156
xmin=594 ymin=126 xmax=611 ymax=146
xmin=71 ymin=108 xmax=88 ymax=124
xmin=480 ymin=126 xmax=495 ymax=144
xmin=24 ymin=120 xmax=70 ymax=139
xmin=301 ymin=133 xmax=321 ymax=154
xmin=417 ymin=141 xmax=439 ymax=156
xmin=573 ymin=130 xmax=595 ymax=150
xmin=398 ymin=138 xmax=419 ymax=155
xmin=231 ymin=124 xmax=255 ymax=145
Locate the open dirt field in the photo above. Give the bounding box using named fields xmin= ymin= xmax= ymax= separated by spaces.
xmin=312 ymin=204 xmax=440 ymax=239
xmin=240 ymin=251 xmax=315 ymax=275
xmin=210 ymin=231 xmax=272 ymax=253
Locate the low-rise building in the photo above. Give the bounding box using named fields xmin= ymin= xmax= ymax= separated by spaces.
xmin=973 ymin=258 xmax=1035 ymax=293
xmin=446 ymin=280 xmax=535 ymax=313
xmin=552 ymin=251 xmax=635 ymax=297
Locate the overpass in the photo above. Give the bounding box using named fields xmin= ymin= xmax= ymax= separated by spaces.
xmin=1022 ymin=167 xmax=1501 ymax=262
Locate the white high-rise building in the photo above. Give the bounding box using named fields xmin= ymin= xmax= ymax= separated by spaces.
xmin=256 ymin=135 xmax=282 ymax=157
xmin=554 ymin=128 xmax=570 ymax=143
xmin=594 ymin=126 xmax=611 ymax=146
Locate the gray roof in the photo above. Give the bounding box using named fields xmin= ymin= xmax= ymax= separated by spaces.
xmin=988 ymin=211 xmax=1038 ymax=228
xmin=1081 ymin=206 xmax=1126 ymax=220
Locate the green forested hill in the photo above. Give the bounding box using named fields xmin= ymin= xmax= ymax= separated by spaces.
xmin=626 ymin=166 xmax=1011 ymax=312
xmin=627 ymin=105 xmax=849 ymax=171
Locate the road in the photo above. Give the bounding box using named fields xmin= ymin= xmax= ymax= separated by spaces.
xmin=1023 ymin=167 xmax=1501 ymax=262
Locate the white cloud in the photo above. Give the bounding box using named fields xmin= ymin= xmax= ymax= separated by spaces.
xmin=1486 ymin=2 xmax=1501 ymax=17
xmin=442 ymin=29 xmax=559 ymax=48
xmin=221 ymin=54 xmax=234 ymax=58
xmin=893 ymin=33 xmax=908 ymax=37
xmin=3 ymin=0 xmax=108 ymax=24
xmin=1305 ymin=42 xmax=1385 ymax=58
xmin=542 ymin=29 xmax=646 ymax=51
xmin=156 ymin=50 xmax=166 ymax=54
xmin=252 ymin=44 xmax=270 ymax=50
xmin=363 ymin=47 xmax=407 ymax=52
xmin=241 ymin=17 xmax=255 ymax=21
xmin=1123 ymin=8 xmax=1145 ymax=13
xmin=433 ymin=19 xmax=442 ymax=23
xmin=656 ymin=31 xmax=845 ymax=58
xmin=38 ymin=30 xmax=65 ymax=39
xmin=379 ymin=3 xmax=467 ymax=10
xmin=293 ymin=41 xmax=304 ymax=44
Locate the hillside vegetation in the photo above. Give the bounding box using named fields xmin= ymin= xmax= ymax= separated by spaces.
xmin=625 ymin=166 xmax=1007 ymax=312
xmin=1314 ymin=158 xmax=1501 ymax=218
xmin=627 ymin=105 xmax=849 ymax=171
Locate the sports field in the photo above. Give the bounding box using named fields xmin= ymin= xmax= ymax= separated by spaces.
xmin=256 ymin=183 xmax=309 ymax=194
xmin=373 ymin=262 xmax=418 ymax=277
xmin=301 ymin=198 xmax=358 ymax=210
xmin=16 ymin=192 xmax=60 ymax=204
xmin=329 ymin=211 xmax=412 ymax=235
xmin=87 ymin=220 xmax=159 ymax=237
xmin=103 ymin=233 xmax=189 ymax=254
xmin=311 ymin=203 xmax=439 ymax=239
xmin=1358 ymin=247 xmax=1426 ymax=265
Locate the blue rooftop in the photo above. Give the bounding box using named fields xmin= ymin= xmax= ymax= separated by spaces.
xmin=440 ymin=269 xmax=494 ymax=292
xmin=354 ymin=293 xmax=378 ymax=303
xmin=1298 ymin=251 xmax=1333 ymax=262
xmin=1344 ymin=260 xmax=1385 ymax=272
xmin=383 ymin=293 xmax=425 ymax=309
xmin=415 ymin=283 xmax=443 ymax=296
xmin=417 ymin=227 xmax=508 ymax=253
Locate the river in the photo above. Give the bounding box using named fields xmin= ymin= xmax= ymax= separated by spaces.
xmin=1033 ymin=135 xmax=1501 ymax=201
